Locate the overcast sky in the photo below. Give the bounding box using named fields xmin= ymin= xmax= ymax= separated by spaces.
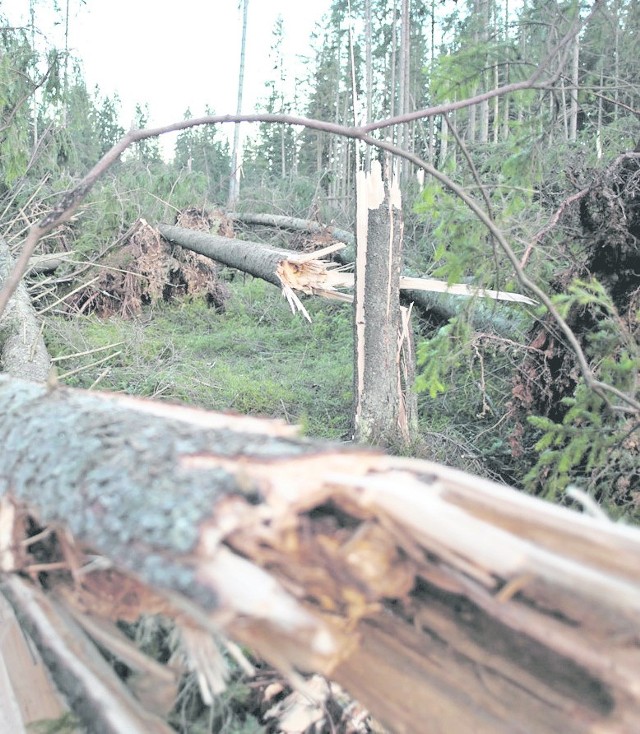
xmin=4 ymin=0 xmax=331 ymax=152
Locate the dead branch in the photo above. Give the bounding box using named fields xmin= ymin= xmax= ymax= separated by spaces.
xmin=1 ymin=375 xmax=640 ymax=733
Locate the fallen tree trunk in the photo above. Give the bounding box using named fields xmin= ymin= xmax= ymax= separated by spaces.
xmin=159 ymin=224 xmax=533 ymax=317
xmin=159 ymin=223 xmax=286 ymax=288
xmin=228 ymin=211 xmax=356 ymax=250
xmin=224 ymin=213 xmax=532 ymax=334
xmin=159 ymin=223 xmax=353 ymax=321
xmin=27 ymin=253 xmax=71 ymax=275
xmin=0 ymin=238 xmax=51 ymax=380
xmin=1 ymin=375 xmax=640 ymax=733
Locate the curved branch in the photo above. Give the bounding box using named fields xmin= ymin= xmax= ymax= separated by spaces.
xmin=1 ymin=0 xmax=628 ymax=412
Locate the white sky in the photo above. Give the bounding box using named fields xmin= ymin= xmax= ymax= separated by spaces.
xmin=4 ymin=0 xmax=332 ymax=155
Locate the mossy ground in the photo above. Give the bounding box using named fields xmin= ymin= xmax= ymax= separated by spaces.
xmin=44 ymin=277 xmax=354 ymax=441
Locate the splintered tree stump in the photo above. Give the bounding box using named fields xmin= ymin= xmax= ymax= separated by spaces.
xmin=1 ymin=375 xmax=640 ymax=733
xmin=353 ymin=160 xmax=416 ymax=447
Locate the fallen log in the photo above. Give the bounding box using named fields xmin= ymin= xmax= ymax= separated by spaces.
xmin=0 ymin=238 xmax=51 ymax=380
xmin=1 ymin=375 xmax=640 ymax=733
xmin=159 ymin=223 xmax=287 ymax=289
xmin=224 ymin=213 xmax=532 ymax=334
xmin=158 ymin=224 xmax=534 ymax=319
xmin=228 ymin=211 xmax=356 ymax=251
xmin=26 ymin=253 xmax=71 ymax=275
xmin=158 ymin=223 xmax=353 ymax=320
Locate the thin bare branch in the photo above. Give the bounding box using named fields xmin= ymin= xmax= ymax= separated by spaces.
xmin=443 ymin=115 xmax=494 ymax=219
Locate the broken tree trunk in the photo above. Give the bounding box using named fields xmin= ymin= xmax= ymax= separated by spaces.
xmin=158 ymin=222 xmax=352 ymax=320
xmin=225 ymin=213 xmax=532 ymax=335
xmin=159 ymin=223 xmax=286 ymax=288
xmin=0 ymin=238 xmax=51 ymax=380
xmin=353 ymin=160 xmax=417 ymax=447
xmin=2 ymin=375 xmax=640 ymax=733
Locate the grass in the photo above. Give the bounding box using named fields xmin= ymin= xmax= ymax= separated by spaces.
xmin=44 ymin=277 xmax=354 ymax=441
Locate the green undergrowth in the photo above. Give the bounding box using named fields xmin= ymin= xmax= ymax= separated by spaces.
xmin=44 ymin=278 xmax=354 ymax=441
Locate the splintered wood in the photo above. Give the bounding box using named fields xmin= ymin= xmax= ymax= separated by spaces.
xmin=1 ymin=375 xmax=640 ymax=733
xmin=158 ymin=223 xmax=534 ymax=326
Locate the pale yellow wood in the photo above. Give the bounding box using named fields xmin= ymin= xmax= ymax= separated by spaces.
xmin=0 ymin=594 xmax=67 ymax=728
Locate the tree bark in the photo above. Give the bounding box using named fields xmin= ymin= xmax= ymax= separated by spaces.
xmin=353 ymin=160 xmax=416 ymax=447
xmin=159 ymin=224 xmax=285 ymax=288
xmin=2 ymin=375 xmax=640 ymax=732
xmin=0 ymin=238 xmax=51 ymax=380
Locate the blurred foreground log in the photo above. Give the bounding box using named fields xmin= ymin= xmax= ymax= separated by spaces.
xmin=1 ymin=375 xmax=640 ymax=733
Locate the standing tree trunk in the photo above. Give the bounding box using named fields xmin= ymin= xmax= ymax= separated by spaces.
xmin=569 ymin=25 xmax=580 ymax=142
xmin=228 ymin=0 xmax=249 ymax=210
xmin=478 ymin=0 xmax=490 ymax=144
xmin=353 ymin=159 xmax=416 ymax=448
xmin=398 ymin=0 xmax=411 ymax=178
xmin=364 ymin=0 xmax=373 ymax=171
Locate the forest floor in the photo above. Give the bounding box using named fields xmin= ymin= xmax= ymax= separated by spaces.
xmin=44 ymin=277 xmax=354 ymax=441
xmin=43 ymin=272 xmax=505 ymax=481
